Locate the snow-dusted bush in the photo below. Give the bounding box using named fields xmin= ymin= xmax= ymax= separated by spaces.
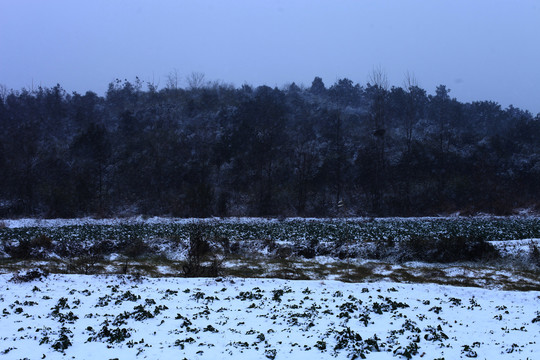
xmin=4 ymin=234 xmax=53 ymax=259
xmin=398 ymin=234 xmax=500 ymax=263
xmin=182 ymin=223 xmax=223 ymax=277
xmin=530 ymin=244 xmax=540 ymax=268
xmin=9 ymin=267 xmax=49 ymax=283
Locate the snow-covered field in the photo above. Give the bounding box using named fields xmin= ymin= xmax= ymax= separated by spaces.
xmin=1 ymin=274 xmax=538 ymax=360
xmin=1 ymin=217 xmax=539 ymax=358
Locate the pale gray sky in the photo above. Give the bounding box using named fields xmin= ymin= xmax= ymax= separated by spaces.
xmin=1 ymin=0 xmax=539 ymax=113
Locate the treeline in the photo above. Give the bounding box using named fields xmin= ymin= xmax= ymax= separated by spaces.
xmin=0 ymin=75 xmax=539 ymax=218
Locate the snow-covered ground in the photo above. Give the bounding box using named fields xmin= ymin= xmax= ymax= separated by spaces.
xmin=1 ymin=214 xmax=534 ymax=228
xmin=1 ymin=274 xmax=538 ymax=359
xmin=1 ymin=216 xmax=196 ymax=228
xmin=488 ymin=238 xmax=540 ymax=257
xmin=1 ymin=216 xmax=301 ymax=228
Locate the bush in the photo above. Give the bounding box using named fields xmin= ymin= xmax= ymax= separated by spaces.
xmin=123 ymin=237 xmax=151 ymax=259
xmin=216 ymin=236 xmax=230 ymax=254
xmin=295 ymin=245 xmax=316 ymax=259
xmin=52 ymin=327 xmax=72 ymax=351
xmin=294 ymin=235 xmax=319 ymax=259
xmin=4 ymin=239 xmax=32 ymax=259
xmin=90 ymin=325 xmax=131 ymax=343
xmin=10 ymin=267 xmax=49 ymax=283
xmin=66 ymin=239 xmax=115 ymax=274
xmin=398 ymin=234 xmax=499 ymax=263
xmin=5 ymin=234 xmax=53 ymax=259
xmin=530 ymin=244 xmax=540 ymax=268
xmin=67 ymin=254 xmax=102 ymax=274
xmin=187 ymin=224 xmax=211 ymax=261
xmin=32 ymin=234 xmax=53 ymax=249
xmin=182 ymin=223 xmax=221 ymax=277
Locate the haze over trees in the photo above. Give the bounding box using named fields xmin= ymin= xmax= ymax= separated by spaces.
xmin=0 ymin=75 xmax=538 ymax=218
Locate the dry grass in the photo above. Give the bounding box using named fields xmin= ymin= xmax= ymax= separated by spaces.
xmin=2 ymin=254 xmax=539 ymax=291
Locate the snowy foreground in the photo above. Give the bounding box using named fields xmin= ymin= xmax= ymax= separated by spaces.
xmin=1 ymin=275 xmax=538 ymax=360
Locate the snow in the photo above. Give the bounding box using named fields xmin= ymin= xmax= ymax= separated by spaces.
xmin=488 ymin=238 xmax=540 ymax=257
xmin=1 ymin=217 xmax=539 ymax=358
xmin=0 ymin=274 xmax=538 ymax=359
xmin=1 ymin=216 xmax=289 ymax=228
xmin=3 ymin=214 xmax=534 ymax=229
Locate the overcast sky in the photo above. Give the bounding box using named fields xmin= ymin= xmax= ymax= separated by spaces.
xmin=1 ymin=0 xmax=539 ymax=114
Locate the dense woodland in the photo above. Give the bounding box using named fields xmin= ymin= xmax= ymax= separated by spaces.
xmin=0 ymin=74 xmax=539 ymax=218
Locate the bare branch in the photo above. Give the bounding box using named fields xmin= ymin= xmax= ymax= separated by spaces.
xmin=0 ymin=84 xmax=9 ymax=101
xmin=403 ymin=71 xmax=418 ymax=90
xmin=368 ymin=66 xmax=388 ymax=90
xmin=186 ymin=71 xmax=206 ymax=90
xmin=166 ymin=68 xmax=180 ymax=90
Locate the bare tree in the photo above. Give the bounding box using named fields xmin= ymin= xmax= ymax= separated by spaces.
xmin=186 ymin=71 xmax=206 ymax=90
xmin=0 ymin=84 xmax=9 ymax=101
xmin=403 ymin=70 xmax=418 ymax=89
xmin=403 ymin=71 xmax=419 ymax=153
xmin=146 ymin=73 xmax=160 ymax=93
xmin=166 ymin=69 xmax=180 ymax=90
xmin=367 ymin=66 xmax=389 ymax=214
xmin=369 ymin=66 xmax=389 ymax=91
xmin=400 ymin=71 xmax=423 ymax=213
xmin=368 ymin=66 xmax=389 ymax=134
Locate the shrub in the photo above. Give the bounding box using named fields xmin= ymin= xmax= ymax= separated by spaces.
xmin=296 ymin=244 xmax=316 ymax=259
xmin=529 ymin=244 xmax=540 ymax=268
xmin=123 ymin=237 xmax=151 ymax=259
xmin=264 ymin=349 xmax=277 ymax=360
xmin=216 ymin=236 xmax=230 ymax=254
xmin=93 ymin=239 xmax=115 ymax=255
xmin=4 ymin=239 xmax=32 ymax=259
xmin=183 ymin=255 xmax=222 ymax=278
xmin=5 ymin=234 xmax=53 ymax=259
xmin=67 ymin=240 xmax=112 ymax=274
xmin=67 ymin=255 xmax=102 ymax=275
xmin=9 ymin=268 xmax=49 ymax=283
xmin=182 ymin=223 xmax=219 ymax=277
xmin=187 ymin=224 xmax=211 ymax=260
xmin=398 ymin=234 xmax=499 ymax=263
xmin=90 ymin=325 xmax=131 ymax=343
xmin=32 ymin=234 xmax=53 ymax=249
xmin=52 ymin=327 xmax=72 ymax=351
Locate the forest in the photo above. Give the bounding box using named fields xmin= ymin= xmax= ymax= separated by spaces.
xmin=0 ymin=74 xmax=539 ymax=218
